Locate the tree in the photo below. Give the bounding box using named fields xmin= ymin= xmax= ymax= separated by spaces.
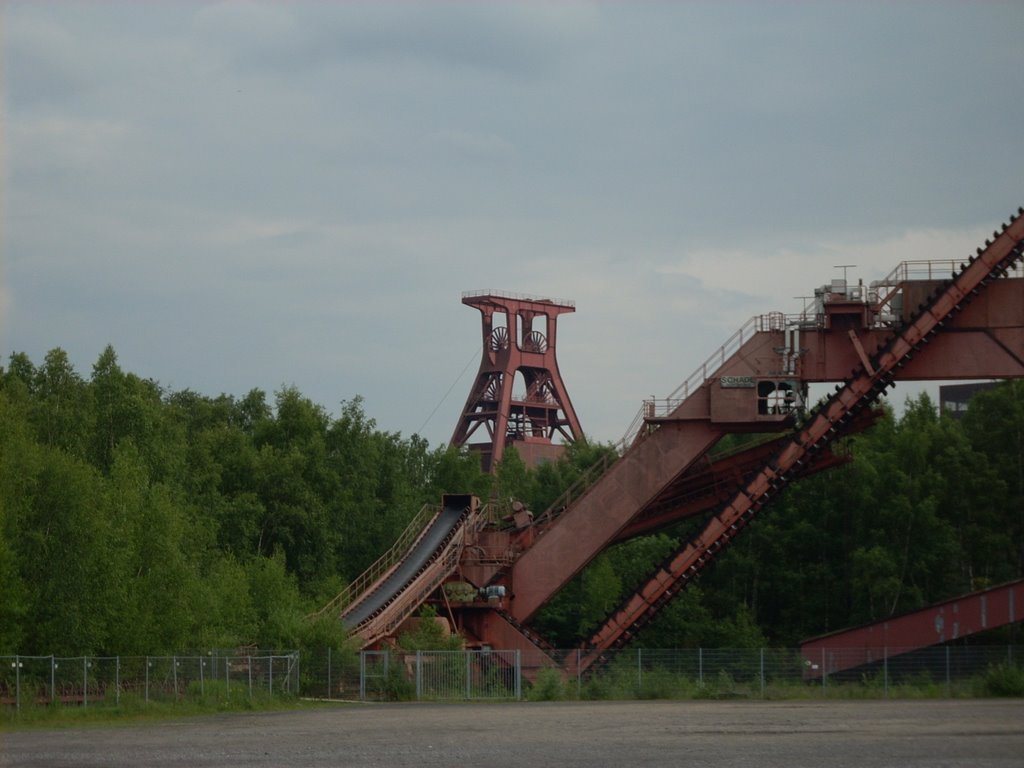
xmin=962 ymin=381 xmax=1024 ymax=576
xmin=13 ymin=447 xmax=118 ymax=654
xmin=0 ymin=496 xmax=27 ymax=653
xmin=32 ymin=348 xmax=92 ymax=456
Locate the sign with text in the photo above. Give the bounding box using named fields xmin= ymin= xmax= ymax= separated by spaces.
xmin=720 ymin=376 xmax=756 ymax=388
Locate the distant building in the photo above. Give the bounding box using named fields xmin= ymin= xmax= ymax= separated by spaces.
xmin=939 ymin=381 xmax=999 ymax=419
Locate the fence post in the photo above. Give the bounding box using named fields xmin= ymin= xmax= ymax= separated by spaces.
xmin=269 ymin=655 xmax=274 ymax=697
xmin=248 ymin=656 xmax=253 ymax=700
xmin=760 ymin=648 xmax=765 ymax=699
xmin=173 ymin=656 xmax=178 ymax=698
xmin=14 ymin=655 xmax=21 ymax=712
xmin=415 ymin=651 xmax=423 ymax=701
xmin=83 ymin=657 xmax=89 ymax=709
xmin=637 ymin=648 xmax=643 ymax=693
xmin=883 ymin=647 xmax=889 ymax=698
xmin=577 ymin=649 xmax=582 ymax=699
xmin=51 ymin=656 xmax=57 ymax=705
xmin=821 ymin=648 xmax=826 ymax=695
xmin=327 ymin=647 xmax=332 ymax=700
xmin=145 ymin=657 xmax=150 ymax=703
xmin=515 ymin=650 xmax=521 ymax=701
xmin=116 ymin=656 xmax=121 ymax=706
xmin=466 ymin=651 xmax=472 ymax=700
xmin=945 ymin=645 xmax=951 ymax=697
xmin=699 ymin=648 xmax=704 ymax=687
xmin=359 ymin=652 xmax=366 ymax=702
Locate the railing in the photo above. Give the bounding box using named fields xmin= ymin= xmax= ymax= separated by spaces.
xmin=356 ymin=537 xmax=465 ymax=646
xmin=534 ymin=451 xmax=619 ymax=529
xmin=510 ymin=390 xmax=555 ymax=404
xmin=312 ymin=504 xmax=439 ymax=621
xmin=618 ymin=254 xmax=1024 ymax=452
xmin=462 ymin=289 xmax=576 ymax=309
xmin=876 ymin=257 xmax=1024 ymax=287
xmin=618 ymin=312 xmax=788 ymax=448
xmin=616 ymin=251 xmax=1024 ymax=452
xmin=351 ymin=504 xmax=491 ymax=647
xmin=534 ymin=312 xmax=796 ymax=529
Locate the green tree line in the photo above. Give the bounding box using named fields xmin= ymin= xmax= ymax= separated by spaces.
xmin=1 ymin=347 xmax=1021 ymax=654
xmin=0 ymin=346 xmax=489 ymax=655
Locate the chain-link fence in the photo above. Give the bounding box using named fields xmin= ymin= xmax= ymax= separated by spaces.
xmin=0 ymin=651 xmax=299 ymax=711
xmin=301 ymin=648 xmax=522 ymax=702
xmin=5 ymin=646 xmax=1020 ymax=708
xmin=299 ymin=645 xmax=1022 ymax=702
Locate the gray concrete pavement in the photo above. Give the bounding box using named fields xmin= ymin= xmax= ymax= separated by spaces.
xmin=3 ymin=698 xmax=1023 ymax=767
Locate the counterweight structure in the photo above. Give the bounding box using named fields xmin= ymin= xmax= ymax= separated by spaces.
xmin=450 ymin=291 xmax=584 ymax=472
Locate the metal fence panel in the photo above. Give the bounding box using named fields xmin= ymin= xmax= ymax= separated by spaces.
xmin=4 ymin=645 xmax=1022 ymax=711
xmin=338 ymin=650 xmax=521 ymax=702
xmin=1 ymin=651 xmax=299 ymax=713
xmin=337 ymin=645 xmax=1023 ymax=703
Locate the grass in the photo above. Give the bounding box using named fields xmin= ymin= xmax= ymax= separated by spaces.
xmin=0 ymin=687 xmax=344 ymax=732
xmin=521 ymin=661 xmax=1024 ymax=703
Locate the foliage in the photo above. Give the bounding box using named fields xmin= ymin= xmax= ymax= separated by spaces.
xmin=1 ymin=346 xmax=1022 ymax=657
xmin=395 ymin=606 xmax=463 ymax=652
xmin=0 ymin=347 xmax=489 ymax=656
xmin=526 ymin=666 xmax=566 ymax=701
xmin=976 ymin=662 xmax=1024 ymax=697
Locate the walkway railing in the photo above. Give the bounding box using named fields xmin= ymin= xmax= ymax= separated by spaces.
xmin=876 ymin=257 xmax=1024 ymax=288
xmin=618 ymin=312 xmax=786 ymax=448
xmin=312 ymin=504 xmax=439 ymax=621
xmin=461 ymin=289 xmax=575 ymax=308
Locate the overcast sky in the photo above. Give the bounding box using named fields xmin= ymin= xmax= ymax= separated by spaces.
xmin=3 ymin=2 xmax=1023 ymax=447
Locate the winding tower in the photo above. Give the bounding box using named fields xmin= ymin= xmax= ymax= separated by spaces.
xmin=450 ymin=291 xmax=584 ymax=472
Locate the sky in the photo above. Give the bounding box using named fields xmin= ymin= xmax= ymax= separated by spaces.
xmin=3 ymin=2 xmax=1023 ymax=448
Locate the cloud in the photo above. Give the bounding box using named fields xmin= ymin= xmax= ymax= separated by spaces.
xmin=3 ymin=2 xmax=1022 ymax=447
xmin=189 ymin=1 xmax=594 ymax=82
xmin=427 ymin=129 xmax=516 ymax=162
xmin=10 ymin=115 xmax=132 ymax=173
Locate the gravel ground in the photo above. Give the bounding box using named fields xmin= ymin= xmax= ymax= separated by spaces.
xmin=3 ymin=698 xmax=1023 ymax=768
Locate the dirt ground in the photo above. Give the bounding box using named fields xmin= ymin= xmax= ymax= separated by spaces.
xmin=3 ymin=698 xmax=1023 ymax=768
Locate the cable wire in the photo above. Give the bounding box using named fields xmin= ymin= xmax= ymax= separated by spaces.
xmin=415 ymin=346 xmax=480 ymax=438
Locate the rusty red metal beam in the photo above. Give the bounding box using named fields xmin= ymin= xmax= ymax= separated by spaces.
xmin=800 ymin=578 xmax=1024 ymax=677
xmin=615 ymin=407 xmax=879 ymax=543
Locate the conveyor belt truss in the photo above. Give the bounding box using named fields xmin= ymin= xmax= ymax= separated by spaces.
xmin=574 ymin=208 xmax=1024 ymax=673
xmin=316 ymin=495 xmax=482 ymax=649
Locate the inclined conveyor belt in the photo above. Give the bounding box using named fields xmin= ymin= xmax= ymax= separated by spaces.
xmin=341 ymin=501 xmax=468 ymax=630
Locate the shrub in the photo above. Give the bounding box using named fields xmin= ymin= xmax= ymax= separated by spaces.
xmin=977 ymin=663 xmax=1024 ymax=697
xmin=527 ymin=667 xmax=565 ymax=701
xmin=382 ymin=664 xmax=415 ymax=702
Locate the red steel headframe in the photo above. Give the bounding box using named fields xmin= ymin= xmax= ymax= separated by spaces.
xmin=450 ymin=291 xmax=584 ymax=473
